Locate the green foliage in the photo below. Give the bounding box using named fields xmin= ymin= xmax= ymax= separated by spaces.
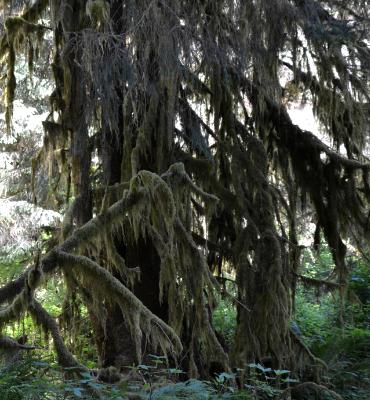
xmin=213 ymin=296 xmax=237 ymax=346
xmin=0 ymin=258 xmax=28 ymax=286
xmin=243 ymin=364 xmax=299 ymax=399
xmin=296 ymin=246 xmax=370 ymax=346
xmin=0 ymin=356 xmax=274 ymax=400
xmin=348 ymin=258 xmax=370 ymax=307
xmin=294 ymin=248 xmax=370 ymax=400
xmin=1 ymin=241 xmax=368 ymax=399
xmin=152 ymin=379 xmax=210 ymax=399
xmin=0 ymin=0 xmax=369 ymax=391
xmin=300 ymin=243 xmax=335 ymax=280
xmin=0 ymin=357 xmax=127 ymax=399
xmin=314 ymin=328 xmax=370 ymax=400
xmin=294 ymin=293 xmax=335 ymax=347
xmin=122 ymin=356 xmax=256 ymax=399
xmin=0 ymin=358 xmax=54 ymax=400
xmin=314 ymin=328 xmax=370 ymax=362
xmin=151 ymin=376 xmax=254 ymax=399
xmin=140 ymin=376 xmax=251 ymax=400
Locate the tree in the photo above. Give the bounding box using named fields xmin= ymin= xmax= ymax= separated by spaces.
xmin=0 ymin=0 xmax=369 ymax=380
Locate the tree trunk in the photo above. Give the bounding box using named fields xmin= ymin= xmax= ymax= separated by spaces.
xmin=96 ymin=238 xmax=168 ymax=368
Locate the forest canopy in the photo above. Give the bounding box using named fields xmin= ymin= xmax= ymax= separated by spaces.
xmin=0 ymin=0 xmax=369 ymax=398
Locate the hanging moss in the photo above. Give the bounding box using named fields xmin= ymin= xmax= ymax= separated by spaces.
xmin=0 ymin=0 xmax=368 ymax=385
xmin=4 ymin=45 xmax=15 ymax=133
xmin=28 ymin=300 xmax=83 ymax=369
xmin=86 ymin=0 xmax=110 ymax=28
xmin=56 ymin=251 xmax=182 ymax=362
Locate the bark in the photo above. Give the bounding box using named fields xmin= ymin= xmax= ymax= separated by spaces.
xmin=1 ymin=0 xmax=368 ymax=381
xmin=96 ymin=238 xmax=168 ymax=368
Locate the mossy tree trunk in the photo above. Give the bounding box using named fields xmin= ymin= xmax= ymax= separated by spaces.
xmin=0 ymin=0 xmax=369 ymax=379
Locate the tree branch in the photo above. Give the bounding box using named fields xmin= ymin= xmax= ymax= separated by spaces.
xmin=56 ymin=251 xmax=183 ymax=361
xmin=0 ymin=189 xmax=145 ymax=305
xmin=28 ymin=300 xmax=84 ymax=369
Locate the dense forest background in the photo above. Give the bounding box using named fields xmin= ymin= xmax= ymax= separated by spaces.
xmin=0 ymin=0 xmax=369 ymax=399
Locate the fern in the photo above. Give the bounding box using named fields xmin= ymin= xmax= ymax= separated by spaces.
xmin=152 ymin=379 xmax=210 ymax=399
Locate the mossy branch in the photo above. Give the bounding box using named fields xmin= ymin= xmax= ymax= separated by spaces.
xmin=0 ymin=336 xmax=38 ymax=351
xmin=0 ymin=189 xmax=145 ymax=306
xmin=28 ymin=300 xmax=84 ymax=369
xmin=55 ymin=251 xmax=182 ymax=361
xmin=0 ymin=0 xmax=49 ymax=107
xmin=0 ymin=179 xmax=182 ymax=366
xmin=231 ymin=67 xmax=370 ymax=171
xmin=0 ymin=260 xmax=43 ymax=328
xmin=296 ymin=274 xmax=341 ymax=291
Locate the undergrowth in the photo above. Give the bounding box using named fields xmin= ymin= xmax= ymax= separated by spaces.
xmin=0 ymin=248 xmax=369 ymax=399
xmin=0 ymin=355 xmax=300 ymax=400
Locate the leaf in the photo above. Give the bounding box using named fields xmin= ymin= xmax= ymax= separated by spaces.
xmin=73 ymin=387 xmax=84 ymax=397
xmin=88 ymin=382 xmax=103 ymax=390
xmin=138 ymin=364 xmax=152 ymax=371
xmin=218 ymin=372 xmax=236 ymax=380
xmin=247 ymin=363 xmax=272 ymax=373
xmin=32 ymin=361 xmax=49 ymax=367
xmin=65 ymin=387 xmax=85 ymax=397
xmin=149 ymin=354 xmax=167 ymax=360
xmin=80 ymin=371 xmax=93 ymax=379
xmin=63 ymin=366 xmax=82 ymax=371
xmin=168 ymin=368 xmax=184 ymax=374
xmin=282 ymin=378 xmax=299 ymax=383
xmin=152 ymin=380 xmax=210 ymax=399
xmin=274 ymin=369 xmax=290 ymax=376
xmin=79 ymin=379 xmax=91 ymax=384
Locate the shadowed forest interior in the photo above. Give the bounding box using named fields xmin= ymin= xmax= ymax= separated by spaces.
xmin=0 ymin=0 xmax=369 ymax=399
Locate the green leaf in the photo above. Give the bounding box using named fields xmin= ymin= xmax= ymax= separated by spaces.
xmin=282 ymin=378 xmax=299 ymax=383
xmin=138 ymin=364 xmax=152 ymax=370
xmin=247 ymin=363 xmax=272 ymax=373
xmin=167 ymin=368 xmax=184 ymax=374
xmin=32 ymin=361 xmax=49 ymax=367
xmin=88 ymin=382 xmax=103 ymax=390
xmin=73 ymin=387 xmax=84 ymax=397
xmin=274 ymin=369 xmax=290 ymax=376
xmin=80 ymin=371 xmax=93 ymax=379
xmin=218 ymin=372 xmax=236 ymax=380
xmin=149 ymin=354 xmax=167 ymax=359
